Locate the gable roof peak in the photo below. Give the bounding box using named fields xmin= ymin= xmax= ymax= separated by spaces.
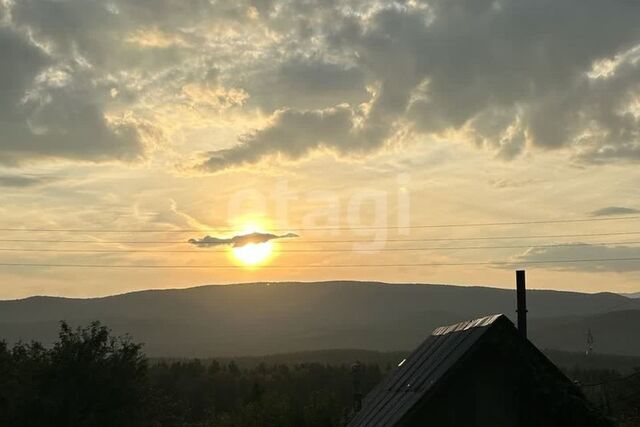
xmin=431 ymin=314 xmax=506 ymax=336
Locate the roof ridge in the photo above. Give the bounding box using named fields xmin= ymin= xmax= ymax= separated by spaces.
xmin=431 ymin=313 xmax=506 ymax=336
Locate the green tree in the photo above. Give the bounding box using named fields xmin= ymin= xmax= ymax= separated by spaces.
xmin=0 ymin=322 xmax=151 ymax=427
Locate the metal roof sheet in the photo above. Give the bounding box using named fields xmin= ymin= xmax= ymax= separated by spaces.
xmin=347 ymin=314 xmax=508 ymax=427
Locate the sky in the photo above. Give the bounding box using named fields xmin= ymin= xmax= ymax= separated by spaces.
xmin=1 ymin=0 xmax=640 ymax=298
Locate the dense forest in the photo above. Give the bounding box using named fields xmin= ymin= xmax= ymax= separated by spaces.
xmin=0 ymin=322 xmax=638 ymax=426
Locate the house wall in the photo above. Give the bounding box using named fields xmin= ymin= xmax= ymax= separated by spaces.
xmin=401 ymin=347 xmax=519 ymax=427
xmin=398 ymin=331 xmax=610 ymax=427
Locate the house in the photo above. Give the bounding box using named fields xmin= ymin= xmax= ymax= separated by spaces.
xmin=347 ymin=314 xmax=610 ymax=427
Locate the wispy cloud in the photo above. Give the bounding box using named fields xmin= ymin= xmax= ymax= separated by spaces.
xmin=590 ymin=206 xmax=640 ymax=217
xmin=0 ymin=174 xmax=59 ymax=188
xmin=512 ymin=243 xmax=640 ymax=272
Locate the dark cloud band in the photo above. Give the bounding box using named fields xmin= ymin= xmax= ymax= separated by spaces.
xmin=2 ymin=0 xmax=640 ymax=169
xmin=591 ymin=207 xmax=640 ymax=217
xmin=188 ymin=232 xmax=299 ymax=248
xmin=197 ymin=0 xmax=640 ymax=171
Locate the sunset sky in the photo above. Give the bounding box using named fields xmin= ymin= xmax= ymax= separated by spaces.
xmin=1 ymin=0 xmax=640 ymax=298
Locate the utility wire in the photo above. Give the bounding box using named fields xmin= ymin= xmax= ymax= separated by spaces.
xmin=0 ymin=240 xmax=639 ymax=254
xmin=0 ymin=257 xmax=639 ymax=269
xmin=1 ymin=231 xmax=640 ymax=245
xmin=0 ymin=215 xmax=639 ymax=233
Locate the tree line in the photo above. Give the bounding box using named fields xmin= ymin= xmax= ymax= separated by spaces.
xmin=0 ymin=322 xmax=382 ymax=427
xmin=1 ymin=322 xmax=638 ymax=426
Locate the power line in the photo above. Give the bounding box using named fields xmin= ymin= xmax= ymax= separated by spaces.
xmin=0 ymin=240 xmax=639 ymax=254
xmin=295 ymin=231 xmax=640 ymax=244
xmin=1 ymin=231 xmax=640 ymax=245
xmin=0 ymin=215 xmax=639 ymax=233
xmin=0 ymin=257 xmax=639 ymax=269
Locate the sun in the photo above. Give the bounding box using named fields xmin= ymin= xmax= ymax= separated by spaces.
xmin=232 ymin=241 xmax=274 ymax=266
xmin=229 ymin=220 xmax=277 ymax=267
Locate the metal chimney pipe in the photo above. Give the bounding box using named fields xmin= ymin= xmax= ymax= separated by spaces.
xmin=516 ymin=270 xmax=527 ymax=338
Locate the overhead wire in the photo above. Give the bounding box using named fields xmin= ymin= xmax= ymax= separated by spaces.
xmin=0 ymin=215 xmax=638 ymax=233
xmin=0 ymin=257 xmax=639 ymax=269
xmin=0 ymin=240 xmax=639 ymax=254
xmin=1 ymin=230 xmax=640 ymax=245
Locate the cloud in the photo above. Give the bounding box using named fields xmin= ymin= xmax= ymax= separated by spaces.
xmin=370 ymin=0 xmax=640 ymax=158
xmin=188 ymin=231 xmax=299 ymax=248
xmin=198 ymin=105 xmax=389 ymax=171
xmin=244 ymin=56 xmax=369 ymax=112
xmin=0 ymin=174 xmax=59 ymax=188
xmin=513 ymin=243 xmax=640 ymax=273
xmin=1 ymin=0 xmax=244 ymax=165
xmin=199 ymin=0 xmax=640 ymax=171
xmin=0 ymin=25 xmax=154 ymax=165
xmin=489 ymin=178 xmax=541 ymax=189
xmin=590 ymin=206 xmax=640 ymax=217
xmin=3 ymin=0 xmax=640 ymax=169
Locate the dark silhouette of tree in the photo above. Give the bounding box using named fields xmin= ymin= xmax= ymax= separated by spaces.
xmin=1 ymin=322 xmax=631 ymax=426
xmin=0 ymin=322 xmax=151 ymax=427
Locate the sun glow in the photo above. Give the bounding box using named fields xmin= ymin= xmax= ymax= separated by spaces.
xmin=232 ymin=241 xmax=274 ymax=266
xmin=228 ymin=220 xmax=277 ymax=267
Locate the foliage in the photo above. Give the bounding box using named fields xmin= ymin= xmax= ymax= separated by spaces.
xmin=0 ymin=322 xmax=383 ymax=427
xmin=565 ymin=366 xmax=640 ymax=426
xmin=1 ymin=322 xmax=638 ymax=426
xmin=148 ymin=358 xmax=382 ymax=426
xmin=0 ymin=322 xmax=150 ymax=427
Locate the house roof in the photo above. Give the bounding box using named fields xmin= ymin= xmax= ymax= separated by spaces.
xmin=347 ymin=314 xmax=511 ymax=427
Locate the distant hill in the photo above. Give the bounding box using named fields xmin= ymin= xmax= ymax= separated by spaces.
xmin=0 ymin=281 xmax=638 ymax=357
xmin=531 ymin=310 xmax=640 ymax=356
xmin=621 ymin=292 xmax=640 ymax=299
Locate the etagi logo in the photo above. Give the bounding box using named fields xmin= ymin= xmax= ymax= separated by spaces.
xmin=226 ymin=173 xmax=411 ymax=251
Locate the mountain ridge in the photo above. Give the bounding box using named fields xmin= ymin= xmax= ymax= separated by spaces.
xmin=1 ymin=281 xmax=638 ymax=357
xmin=4 ymin=280 xmax=631 ymax=302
